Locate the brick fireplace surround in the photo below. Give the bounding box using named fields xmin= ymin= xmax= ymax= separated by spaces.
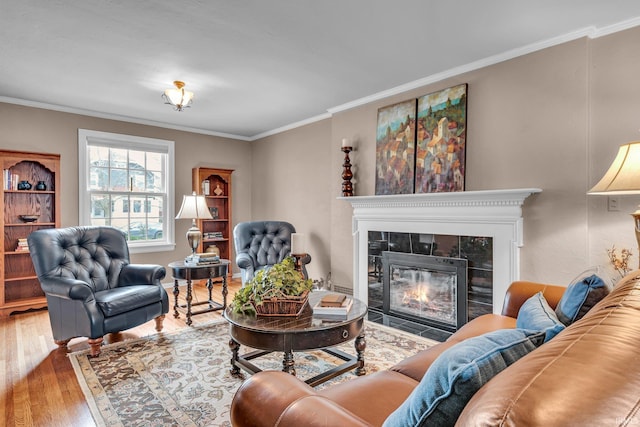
xmin=341 ymin=189 xmax=541 ymax=320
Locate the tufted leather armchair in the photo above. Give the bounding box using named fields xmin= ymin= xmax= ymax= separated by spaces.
xmin=28 ymin=226 xmax=169 ymax=356
xmin=233 ymin=221 xmax=311 ymax=285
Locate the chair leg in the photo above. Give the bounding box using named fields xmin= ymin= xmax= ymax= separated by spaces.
xmin=155 ymin=314 xmax=166 ymax=332
xmin=54 ymin=338 xmax=71 ymax=349
xmin=88 ymin=337 xmax=104 ymax=357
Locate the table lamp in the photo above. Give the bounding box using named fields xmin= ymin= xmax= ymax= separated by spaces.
xmin=588 ymin=141 xmax=640 ymax=267
xmin=175 ymin=191 xmax=212 ymax=256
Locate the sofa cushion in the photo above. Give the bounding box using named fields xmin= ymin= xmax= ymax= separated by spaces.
xmin=382 ymin=328 xmax=545 ymax=427
xmin=555 ymin=274 xmax=608 ymax=325
xmin=516 ymin=291 xmax=565 ymax=343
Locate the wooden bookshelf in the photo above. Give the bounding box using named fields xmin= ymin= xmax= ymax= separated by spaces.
xmin=0 ymin=150 xmax=60 ymax=316
xmin=192 ymin=167 xmax=233 ymax=270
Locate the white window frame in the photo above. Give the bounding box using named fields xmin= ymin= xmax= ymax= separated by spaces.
xmin=78 ymin=129 xmax=176 ymax=253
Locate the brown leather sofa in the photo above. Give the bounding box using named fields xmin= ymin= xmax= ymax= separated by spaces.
xmin=230 ymin=272 xmax=640 ymax=426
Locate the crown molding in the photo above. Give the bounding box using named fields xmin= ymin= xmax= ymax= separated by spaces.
xmin=0 ymin=96 xmax=252 ymax=141
xmin=250 ymin=112 xmax=332 ymax=140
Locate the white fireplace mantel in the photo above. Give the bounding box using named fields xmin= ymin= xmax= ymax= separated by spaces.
xmin=340 ymin=188 xmax=542 ymax=314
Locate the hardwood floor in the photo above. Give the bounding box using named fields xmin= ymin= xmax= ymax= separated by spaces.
xmin=0 ymin=278 xmax=241 ymax=427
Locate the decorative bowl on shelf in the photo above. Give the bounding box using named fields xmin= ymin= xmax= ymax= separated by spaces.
xmin=18 ymin=214 xmax=39 ymax=223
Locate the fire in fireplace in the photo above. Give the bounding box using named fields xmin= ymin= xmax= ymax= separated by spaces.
xmin=382 ymin=252 xmax=468 ymax=333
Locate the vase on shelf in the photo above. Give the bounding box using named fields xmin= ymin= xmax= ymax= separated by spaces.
xmin=17 ymin=180 xmax=32 ymax=190
xmin=35 ymin=181 xmax=47 ymax=191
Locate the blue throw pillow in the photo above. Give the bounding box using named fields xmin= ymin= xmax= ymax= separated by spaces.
xmin=555 ymin=274 xmax=608 ymax=326
xmin=382 ymin=329 xmax=545 ymax=427
xmin=516 ymin=292 xmax=565 ymax=343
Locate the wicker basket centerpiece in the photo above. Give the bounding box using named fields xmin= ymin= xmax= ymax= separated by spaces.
xmin=231 ymin=256 xmax=313 ymax=316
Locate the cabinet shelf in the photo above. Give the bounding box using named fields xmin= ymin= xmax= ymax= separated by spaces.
xmin=5 ymin=222 xmax=55 ymax=227
xmin=5 ymin=275 xmax=38 ymax=282
xmin=4 ymin=190 xmax=55 ymax=194
xmin=1 ymin=150 xmax=60 ymax=317
xmin=1 ymin=296 xmax=47 ymax=309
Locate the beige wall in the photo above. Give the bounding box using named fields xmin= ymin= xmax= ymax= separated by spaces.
xmin=258 ymin=26 xmax=640 ymax=290
xmin=250 ymin=119 xmax=332 ymax=281
xmin=0 ymin=103 xmax=253 ymax=275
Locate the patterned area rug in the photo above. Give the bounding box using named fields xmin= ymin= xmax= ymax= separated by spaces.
xmin=69 ymin=319 xmax=438 ymax=426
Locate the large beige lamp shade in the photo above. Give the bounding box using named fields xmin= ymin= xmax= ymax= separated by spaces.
xmin=589 ymin=141 xmax=640 ymax=267
xmin=175 ymin=192 xmax=213 ymax=256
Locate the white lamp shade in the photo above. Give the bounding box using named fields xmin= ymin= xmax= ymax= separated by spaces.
xmin=291 ymin=233 xmax=305 ymax=254
xmin=589 ymin=142 xmax=640 ymax=195
xmin=175 ymin=192 xmax=212 ymax=220
xmin=162 ymin=81 xmax=194 ymax=111
xmin=164 ymin=88 xmax=194 ymax=106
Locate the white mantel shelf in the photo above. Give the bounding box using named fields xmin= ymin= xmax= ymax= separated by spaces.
xmin=339 ymin=188 xmax=541 ymax=210
xmin=340 ymin=188 xmax=542 ymax=315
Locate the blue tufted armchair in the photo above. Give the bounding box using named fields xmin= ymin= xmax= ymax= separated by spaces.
xmin=233 ymin=221 xmax=311 ymax=285
xmin=28 ymin=226 xmax=169 ymax=356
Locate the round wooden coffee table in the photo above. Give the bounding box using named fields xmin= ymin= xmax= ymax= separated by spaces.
xmin=223 ymin=291 xmax=367 ymax=386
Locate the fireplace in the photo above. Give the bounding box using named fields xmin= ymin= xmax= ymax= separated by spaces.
xmin=382 ymin=252 xmax=467 ymax=332
xmin=342 ymin=189 xmax=541 ymax=325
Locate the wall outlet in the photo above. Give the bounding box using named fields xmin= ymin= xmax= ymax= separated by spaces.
xmin=608 ymin=196 xmax=620 ymax=212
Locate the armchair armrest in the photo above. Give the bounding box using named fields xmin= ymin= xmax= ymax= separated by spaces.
xmin=236 ymin=253 xmax=255 ymax=285
xmin=231 ymin=371 xmax=368 ymax=427
xmin=118 ymin=264 xmax=166 ymax=287
xmin=39 ymin=276 xmax=94 ymax=300
xmin=501 ymin=281 xmax=566 ymax=318
xmin=235 ymin=252 xmax=254 ymax=270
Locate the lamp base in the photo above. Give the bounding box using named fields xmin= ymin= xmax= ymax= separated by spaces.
xmin=186 ymin=219 xmax=201 ymax=256
xmin=632 ymin=209 xmax=640 ymax=269
xmin=291 ymin=253 xmax=307 ymax=276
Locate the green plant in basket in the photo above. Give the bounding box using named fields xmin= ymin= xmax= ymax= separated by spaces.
xmin=231 ymin=256 xmax=313 ymax=315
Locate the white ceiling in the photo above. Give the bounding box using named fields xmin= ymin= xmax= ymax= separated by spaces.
xmin=2 ymin=1 xmax=640 ymax=140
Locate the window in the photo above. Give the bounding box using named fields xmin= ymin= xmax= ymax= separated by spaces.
xmin=78 ymin=129 xmax=175 ymax=253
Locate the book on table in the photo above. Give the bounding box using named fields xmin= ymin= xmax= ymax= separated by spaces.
xmin=313 ymin=295 xmax=353 ymax=319
xmin=319 ymin=293 xmax=347 ymax=307
xmin=184 ymin=253 xmax=220 ymax=266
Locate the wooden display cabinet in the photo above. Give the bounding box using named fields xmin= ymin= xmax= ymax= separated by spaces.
xmin=0 ymin=150 xmax=60 ymax=317
xmin=192 ymin=167 xmax=233 ymax=266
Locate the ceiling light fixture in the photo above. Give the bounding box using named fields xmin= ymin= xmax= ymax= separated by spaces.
xmin=162 ymin=80 xmax=194 ymax=111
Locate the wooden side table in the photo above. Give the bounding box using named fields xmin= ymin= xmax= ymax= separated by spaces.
xmin=168 ymin=259 xmax=230 ymax=326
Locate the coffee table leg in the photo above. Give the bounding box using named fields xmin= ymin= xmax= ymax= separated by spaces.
xmin=229 ymin=338 xmax=243 ymax=378
xmin=221 ymin=274 xmax=228 ymax=309
xmin=282 ymin=351 xmax=296 ymax=376
xmin=354 ymin=333 xmax=366 ymax=376
xmin=172 ymin=279 xmax=180 ymax=319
